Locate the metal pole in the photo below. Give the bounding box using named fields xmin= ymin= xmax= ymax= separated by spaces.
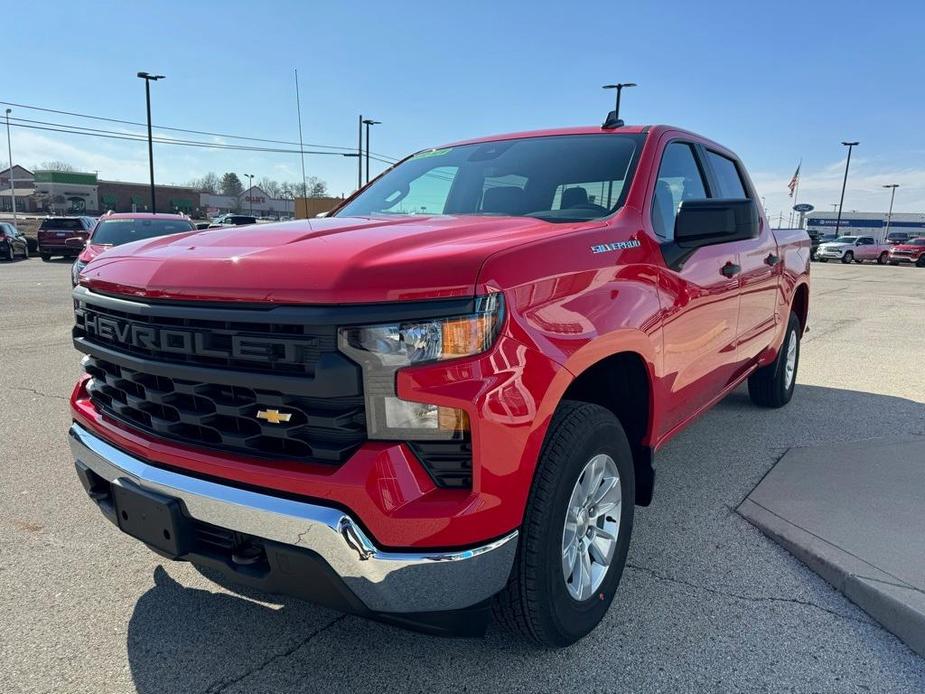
xmin=294 ymin=69 xmax=307 ymax=198
xmin=834 ymin=142 xmax=858 ymax=238
xmin=883 ymin=184 xmax=898 ymax=240
xmin=615 ymin=86 xmax=622 ymax=121
xmin=144 ymin=79 xmax=156 ymax=213
xmin=357 ymin=114 xmax=363 ymax=190
xmin=4 ymin=109 xmax=16 ymax=221
xmin=365 ymin=121 xmax=370 ymax=185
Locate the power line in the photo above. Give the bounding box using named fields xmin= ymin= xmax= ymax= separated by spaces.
xmin=0 ymin=99 xmax=400 ymax=162
xmin=7 ymin=117 xmax=399 ymax=165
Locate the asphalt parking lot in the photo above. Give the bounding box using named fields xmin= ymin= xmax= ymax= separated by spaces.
xmin=1 ymin=258 xmax=924 ymax=693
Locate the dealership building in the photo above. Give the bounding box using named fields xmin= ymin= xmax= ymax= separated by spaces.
xmin=805 ymin=211 xmax=925 ymax=241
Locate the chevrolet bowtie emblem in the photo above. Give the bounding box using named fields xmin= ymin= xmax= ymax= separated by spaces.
xmin=256 ymin=409 xmax=292 ymax=424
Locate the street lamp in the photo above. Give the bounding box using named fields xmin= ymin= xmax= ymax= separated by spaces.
xmin=4 ymin=108 xmax=15 ymax=221
xmin=362 ymin=119 xmax=381 ymax=185
xmin=833 ymin=141 xmax=858 ymax=239
xmin=602 ymin=83 xmax=636 ymax=123
xmin=137 ymin=71 xmax=165 ymax=213
xmin=242 ymin=173 xmax=254 ymax=214
xmin=883 ymin=184 xmax=899 ymax=240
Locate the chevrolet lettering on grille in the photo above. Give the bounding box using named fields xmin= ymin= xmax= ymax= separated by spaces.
xmin=79 ymin=310 xmax=318 ymax=365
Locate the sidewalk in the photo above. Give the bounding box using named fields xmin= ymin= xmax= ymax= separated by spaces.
xmin=739 ymin=437 xmax=925 ymax=658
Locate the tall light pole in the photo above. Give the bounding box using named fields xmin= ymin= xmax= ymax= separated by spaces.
xmin=357 ymin=114 xmax=363 ymax=190
xmin=833 ymin=141 xmax=858 ymax=239
xmin=4 ymin=108 xmax=15 ymax=221
xmin=602 ymin=82 xmax=636 ymax=122
xmin=362 ymin=119 xmax=381 ymax=185
xmin=137 ymin=72 xmax=165 ymax=212
xmin=242 ymin=173 xmax=254 ymax=214
xmin=883 ymin=184 xmax=899 ymax=240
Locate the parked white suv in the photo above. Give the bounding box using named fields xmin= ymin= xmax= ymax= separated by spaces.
xmin=816 ymin=235 xmax=890 ymax=264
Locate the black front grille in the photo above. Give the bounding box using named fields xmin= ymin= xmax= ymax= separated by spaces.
xmin=74 ymin=302 xmax=331 ymax=376
xmin=84 ymin=356 xmax=365 ymax=463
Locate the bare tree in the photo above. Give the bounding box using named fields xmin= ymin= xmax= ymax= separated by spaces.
xmin=37 ymin=160 xmax=76 ymax=172
xmin=188 ymin=171 xmax=221 ymax=194
xmin=258 ymin=177 xmax=281 ymax=197
xmin=306 ymin=176 xmax=328 ymax=197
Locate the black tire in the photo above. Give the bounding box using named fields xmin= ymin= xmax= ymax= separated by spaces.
xmin=818 ymin=258 xmax=828 ymax=263
xmin=41 ymin=254 xmax=52 ymax=262
xmin=842 ymin=251 xmax=853 ymax=264
xmin=4 ymin=246 xmax=12 ymax=261
xmin=917 ymin=257 xmax=925 ymax=268
xmin=877 ymin=251 xmax=888 ymax=264
xmin=748 ymin=311 xmax=801 ymax=408
xmin=889 ymin=261 xmax=899 ymax=266
xmin=493 ymin=400 xmax=635 ymax=647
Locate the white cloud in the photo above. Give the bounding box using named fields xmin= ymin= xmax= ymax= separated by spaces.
xmin=752 ymin=158 xmax=925 ymax=223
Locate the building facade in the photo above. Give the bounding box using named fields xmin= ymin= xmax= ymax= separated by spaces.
xmin=805 ymin=211 xmax=925 ymax=242
xmin=201 ymin=187 xmax=295 ymax=218
xmin=33 ymin=170 xmax=98 ymax=214
xmin=0 ymin=165 xmax=35 ymax=213
xmin=97 ymin=180 xmax=200 ymax=215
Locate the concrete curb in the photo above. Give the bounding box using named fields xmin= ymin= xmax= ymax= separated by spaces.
xmin=739 ymin=497 xmax=925 ymax=657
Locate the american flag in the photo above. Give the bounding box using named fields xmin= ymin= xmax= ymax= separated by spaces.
xmin=787 ymin=162 xmax=801 ymax=197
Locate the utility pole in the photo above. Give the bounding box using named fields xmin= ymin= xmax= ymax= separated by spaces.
xmin=4 ymin=108 xmax=15 ymax=221
xmin=883 ymin=184 xmax=899 ymax=240
xmin=362 ymin=119 xmax=381 ymax=185
xmin=137 ymin=71 xmax=165 ymax=213
xmin=834 ymin=141 xmax=858 ymax=239
xmin=357 ymin=114 xmax=363 ymax=191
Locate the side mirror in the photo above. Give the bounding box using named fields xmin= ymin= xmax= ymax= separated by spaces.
xmin=662 ymin=198 xmax=759 ymax=269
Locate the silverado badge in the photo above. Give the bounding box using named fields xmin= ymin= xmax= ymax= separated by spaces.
xmin=256 ymin=409 xmax=292 ymax=424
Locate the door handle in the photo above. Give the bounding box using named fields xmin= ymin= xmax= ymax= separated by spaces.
xmin=721 ymin=262 xmax=741 ymax=278
xmin=765 ymin=253 xmax=780 ymax=266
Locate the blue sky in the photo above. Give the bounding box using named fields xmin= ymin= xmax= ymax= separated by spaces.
xmin=4 ymin=0 xmax=924 ymax=219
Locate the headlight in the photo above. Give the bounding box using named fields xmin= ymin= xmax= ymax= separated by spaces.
xmin=71 ymin=260 xmax=87 ymax=286
xmin=338 ymin=293 xmax=504 ymax=440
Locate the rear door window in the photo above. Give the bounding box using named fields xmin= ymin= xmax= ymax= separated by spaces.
xmin=705 ymin=151 xmax=748 ymax=199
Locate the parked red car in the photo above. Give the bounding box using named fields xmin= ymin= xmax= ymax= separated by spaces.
xmin=71 ymin=213 xmax=196 ymax=285
xmin=37 ymin=216 xmax=96 ymax=261
xmin=888 ymin=237 xmax=925 ymax=266
xmin=69 ymin=124 xmax=810 ymax=646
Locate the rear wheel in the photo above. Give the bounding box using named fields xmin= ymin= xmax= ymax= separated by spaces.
xmin=818 ymin=258 xmax=828 ymax=263
xmin=878 ymin=251 xmax=889 ymax=264
xmin=748 ymin=311 xmax=801 ymax=408
xmin=41 ymin=254 xmax=51 ymax=262
xmin=493 ymin=400 xmax=634 ymax=647
xmin=842 ymin=251 xmax=854 ymax=264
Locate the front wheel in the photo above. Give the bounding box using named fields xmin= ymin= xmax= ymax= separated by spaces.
xmin=493 ymin=401 xmax=635 ymax=647
xmin=40 ymin=254 xmax=51 ymax=262
xmin=878 ymin=251 xmax=889 ymax=264
xmin=748 ymin=311 xmax=801 ymax=408
xmin=917 ymin=257 xmax=925 ymax=268
xmin=818 ymin=258 xmax=828 ymax=263
xmin=842 ymin=251 xmax=854 ymax=264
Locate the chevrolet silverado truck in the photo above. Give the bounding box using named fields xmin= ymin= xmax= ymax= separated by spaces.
xmin=816 ymin=235 xmax=890 ymax=264
xmin=69 ymin=124 xmax=810 ymax=647
xmin=888 ymin=236 xmax=925 ymax=266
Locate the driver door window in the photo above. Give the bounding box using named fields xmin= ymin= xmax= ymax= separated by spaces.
xmin=651 ymin=143 xmax=708 ymax=239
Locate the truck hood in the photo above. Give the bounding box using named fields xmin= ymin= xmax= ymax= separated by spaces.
xmin=891 ymin=242 xmax=924 ymax=252
xmin=81 ymin=215 xmax=594 ymax=303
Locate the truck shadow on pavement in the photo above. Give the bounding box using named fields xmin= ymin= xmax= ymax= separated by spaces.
xmin=124 ymin=384 xmax=925 ymax=694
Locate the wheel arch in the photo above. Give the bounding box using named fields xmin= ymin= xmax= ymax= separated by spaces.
xmin=559 ymin=351 xmax=656 ymax=506
xmin=791 ymin=282 xmax=809 ymax=335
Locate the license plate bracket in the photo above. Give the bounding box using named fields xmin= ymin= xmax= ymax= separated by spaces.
xmin=112 ymin=481 xmax=193 ymax=558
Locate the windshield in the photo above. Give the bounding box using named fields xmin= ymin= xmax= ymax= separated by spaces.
xmin=908 ymin=238 xmax=925 ymax=246
xmin=90 ymin=218 xmax=194 ymax=246
xmin=833 ymin=236 xmax=857 ymax=243
xmin=336 ymin=134 xmax=644 ymax=223
xmin=40 ymin=218 xmax=84 ymax=230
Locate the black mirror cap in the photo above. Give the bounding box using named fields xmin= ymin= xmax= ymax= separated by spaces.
xmin=662 ymin=199 xmax=759 ymax=270
xmin=675 ymin=198 xmax=759 ymax=247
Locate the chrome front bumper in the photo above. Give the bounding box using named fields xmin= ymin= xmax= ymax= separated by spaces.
xmin=69 ymin=423 xmax=517 ymax=614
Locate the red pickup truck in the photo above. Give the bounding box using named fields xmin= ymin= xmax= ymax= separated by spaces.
xmin=69 ymin=124 xmax=810 ymax=647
